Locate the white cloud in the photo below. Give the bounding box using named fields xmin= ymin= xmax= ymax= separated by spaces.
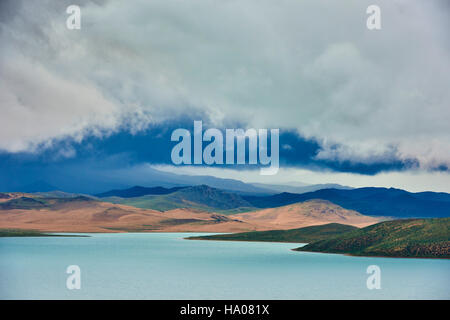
xmin=154 ymin=164 xmax=450 ymax=193
xmin=0 ymin=0 xmax=449 ymax=170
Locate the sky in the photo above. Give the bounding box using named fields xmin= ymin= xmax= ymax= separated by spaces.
xmin=0 ymin=0 xmax=449 ymax=193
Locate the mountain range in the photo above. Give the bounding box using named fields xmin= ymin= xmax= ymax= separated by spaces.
xmin=98 ymin=185 xmax=255 ymax=213
xmin=243 ymin=187 xmax=450 ymax=218
xmin=95 ymin=184 xmax=450 ymax=218
xmin=3 ymin=165 xmax=355 ymax=196
xmin=0 ymin=193 xmax=380 ymax=233
xmin=249 ymin=182 xmax=352 ymax=194
xmin=1 ymin=183 xmax=449 ymax=235
xmin=95 ymin=186 xmax=187 ymax=198
xmin=1 ymin=166 xmax=275 ymax=195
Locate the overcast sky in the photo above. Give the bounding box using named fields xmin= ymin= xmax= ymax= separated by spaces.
xmin=1 ymin=0 xmax=449 ymax=192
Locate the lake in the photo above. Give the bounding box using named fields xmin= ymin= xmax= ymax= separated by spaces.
xmin=0 ymin=233 xmax=448 ymax=299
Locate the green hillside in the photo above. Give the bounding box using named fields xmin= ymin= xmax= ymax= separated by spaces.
xmin=102 ymin=194 xmax=181 ymax=211
xmin=0 ymin=229 xmax=86 ymax=237
xmin=187 ymin=223 xmax=358 ymax=243
xmin=295 ymin=218 xmax=450 ymax=258
xmin=0 ymin=197 xmax=47 ymax=209
xmin=0 ymin=196 xmax=96 ymax=210
xmin=0 ymin=192 xmax=11 ymax=199
xmin=102 ymin=185 xmax=256 ymax=213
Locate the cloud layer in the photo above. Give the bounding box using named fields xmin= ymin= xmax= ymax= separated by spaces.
xmin=1 ymin=0 xmax=449 ymax=171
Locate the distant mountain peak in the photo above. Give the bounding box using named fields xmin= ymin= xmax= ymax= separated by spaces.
xmin=95 ymin=185 xmax=187 ymax=198
xmin=243 ymin=187 xmax=450 ymax=218
xmin=191 ymin=184 xmax=213 ymax=189
xmin=0 ymin=192 xmax=11 ymax=199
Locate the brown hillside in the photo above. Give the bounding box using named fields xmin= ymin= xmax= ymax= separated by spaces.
xmin=230 ymin=200 xmax=382 ymax=230
xmin=0 ymin=197 xmax=382 ymax=233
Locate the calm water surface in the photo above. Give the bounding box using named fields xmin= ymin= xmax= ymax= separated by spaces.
xmin=0 ymin=233 xmax=448 ymax=299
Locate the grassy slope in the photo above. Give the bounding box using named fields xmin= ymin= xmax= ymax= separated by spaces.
xmin=102 ymin=194 xmax=181 ymax=211
xmin=295 ymin=218 xmax=450 ymax=258
xmin=0 ymin=195 xmax=96 ymax=210
xmin=102 ymin=185 xmax=257 ymax=213
xmin=187 ymin=223 xmax=358 ymax=243
xmin=95 ymin=186 xmax=186 ymax=198
xmin=0 ymin=197 xmax=47 ymax=209
xmin=0 ymin=192 xmax=11 ymax=199
xmin=0 ymin=229 xmax=74 ymax=237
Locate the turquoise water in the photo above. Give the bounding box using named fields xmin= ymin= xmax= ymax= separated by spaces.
xmin=0 ymin=233 xmax=448 ymax=299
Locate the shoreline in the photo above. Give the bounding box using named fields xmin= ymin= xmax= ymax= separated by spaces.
xmin=2 ymin=228 xmax=448 ymax=261
xmin=185 ymin=236 xmax=308 ymax=244
xmin=292 ymin=249 xmax=450 ymax=260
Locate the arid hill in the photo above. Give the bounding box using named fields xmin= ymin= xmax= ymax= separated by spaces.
xmin=0 ymin=197 xmax=251 ymax=233
xmin=0 ymin=195 xmax=382 ymax=233
xmin=230 ymin=200 xmax=382 ymax=230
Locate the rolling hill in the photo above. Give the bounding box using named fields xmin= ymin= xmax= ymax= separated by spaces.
xmin=243 ymin=187 xmax=450 ymax=218
xmin=250 ymin=182 xmax=352 ymax=194
xmin=0 ymin=195 xmax=95 ymax=210
xmin=0 ymin=191 xmax=381 ymax=233
xmin=0 ymin=193 xmax=10 ymax=199
xmin=0 ymin=197 xmax=48 ymax=209
xmin=95 ymin=186 xmax=186 ymax=198
xmin=94 ymin=184 xmax=450 ymax=219
xmin=0 ymin=195 xmax=257 ymax=233
xmin=295 ymin=218 xmax=450 ymax=258
xmin=230 ymin=200 xmax=382 ymax=229
xmin=101 ymin=185 xmax=256 ymax=213
xmin=0 ymin=229 xmax=82 ymax=237
xmin=187 ymin=223 xmax=358 ymax=243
